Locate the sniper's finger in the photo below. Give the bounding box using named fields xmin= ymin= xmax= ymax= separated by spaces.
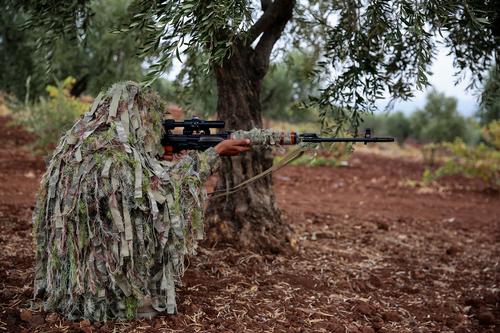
xmin=232 ymin=139 xmax=251 ymax=146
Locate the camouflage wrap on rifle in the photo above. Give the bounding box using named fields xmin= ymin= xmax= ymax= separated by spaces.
xmin=32 ymin=82 xmax=219 ymax=321
xmin=231 ymin=128 xmax=296 ymax=146
xmin=232 ymin=129 xmax=319 ymax=151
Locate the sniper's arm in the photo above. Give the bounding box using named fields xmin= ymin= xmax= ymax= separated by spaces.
xmin=197 ymin=138 xmax=251 ymax=182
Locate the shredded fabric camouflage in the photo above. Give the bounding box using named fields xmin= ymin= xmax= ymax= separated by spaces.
xmin=32 ymin=82 xmax=219 ymax=321
xmin=32 ymin=82 xmax=316 ymax=321
xmin=232 ymin=128 xmax=296 ymax=146
xmin=232 ymin=128 xmax=317 ymax=151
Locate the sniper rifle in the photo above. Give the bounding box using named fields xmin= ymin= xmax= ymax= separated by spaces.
xmin=161 ymin=117 xmax=394 ymax=159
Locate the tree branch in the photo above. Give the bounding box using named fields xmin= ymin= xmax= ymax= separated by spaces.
xmin=247 ymin=0 xmax=295 ymax=44
xmin=260 ymin=0 xmax=271 ymax=12
xmin=253 ymin=0 xmax=295 ymax=73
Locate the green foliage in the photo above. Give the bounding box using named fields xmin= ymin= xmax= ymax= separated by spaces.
xmin=477 ymin=66 xmax=500 ymax=126
xmin=261 ymin=51 xmax=320 ymax=123
xmin=463 ymin=118 xmax=483 ymax=145
xmin=0 ymin=6 xmax=46 ymax=98
xmin=173 ymin=53 xmax=218 ymax=118
xmin=124 ymin=296 xmax=139 ymax=320
xmin=386 ymin=112 xmax=412 ymax=144
xmin=151 ymin=78 xmax=178 ymax=102
xmin=423 ymin=120 xmax=500 ymax=189
xmin=362 ymin=91 xmax=481 ymax=145
xmin=362 ymin=111 xmax=411 ymax=144
xmin=9 ymin=77 xmax=89 ymax=153
xmin=16 ymin=0 xmax=498 ymax=133
xmin=1 ymin=0 xmax=144 ymax=99
xmin=310 ymin=1 xmax=498 ymax=132
xmin=69 ymin=0 xmax=145 ymax=95
xmin=483 ymin=120 xmax=500 ymax=148
xmin=165 ymin=51 xmax=321 ymax=121
xmin=410 ymin=91 xmax=470 ymax=144
xmin=122 ymin=0 xmax=253 ymax=86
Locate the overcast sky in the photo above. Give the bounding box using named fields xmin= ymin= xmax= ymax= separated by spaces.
xmin=375 ymin=45 xmax=479 ymax=117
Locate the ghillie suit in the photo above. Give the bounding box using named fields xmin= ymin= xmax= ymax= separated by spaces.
xmin=32 ymin=82 xmax=219 ymax=320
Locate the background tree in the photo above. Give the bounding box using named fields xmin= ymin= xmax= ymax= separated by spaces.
xmin=16 ymin=0 xmax=499 ymax=252
xmin=363 ymin=111 xmax=412 ymax=144
xmin=477 ymin=67 xmax=500 ymax=126
xmin=385 ymin=112 xmax=412 ymax=144
xmin=0 ymin=8 xmax=46 ymax=99
xmin=0 ymin=0 xmax=145 ymax=99
xmin=260 ymin=51 xmax=320 ymax=122
xmin=49 ymin=0 xmax=146 ymax=96
xmin=410 ymin=91 xmax=468 ymax=143
xmin=172 ymin=53 xmax=219 ymax=118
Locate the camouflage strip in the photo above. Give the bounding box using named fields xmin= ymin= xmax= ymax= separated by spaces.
xmin=84 ymin=91 xmax=104 ymax=122
xmin=101 ymin=159 xmax=113 ymax=178
xmin=132 ymin=149 xmax=143 ymax=199
xmin=107 ymin=85 xmax=122 ymax=122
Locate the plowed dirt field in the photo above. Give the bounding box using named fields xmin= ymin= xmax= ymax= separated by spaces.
xmin=0 ymin=116 xmax=498 ymax=332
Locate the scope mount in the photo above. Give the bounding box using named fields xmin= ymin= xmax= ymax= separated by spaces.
xmin=162 ymin=117 xmax=226 ymax=135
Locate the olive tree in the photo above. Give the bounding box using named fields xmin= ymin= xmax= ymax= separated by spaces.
xmin=18 ymin=0 xmax=499 ymax=252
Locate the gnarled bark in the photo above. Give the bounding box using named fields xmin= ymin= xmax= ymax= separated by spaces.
xmin=205 ymin=0 xmax=296 ymax=253
xmin=204 ymin=45 xmax=294 ymax=254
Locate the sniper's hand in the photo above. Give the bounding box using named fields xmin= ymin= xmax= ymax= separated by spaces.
xmin=215 ymin=139 xmax=251 ymax=156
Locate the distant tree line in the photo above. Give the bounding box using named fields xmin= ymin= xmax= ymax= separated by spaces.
xmin=362 ymin=80 xmax=500 ymax=146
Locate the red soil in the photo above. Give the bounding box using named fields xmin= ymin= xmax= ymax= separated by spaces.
xmin=0 ymin=116 xmax=498 ymax=332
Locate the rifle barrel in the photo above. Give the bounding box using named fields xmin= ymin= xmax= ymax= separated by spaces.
xmin=300 ymin=137 xmax=395 ymax=143
xmin=298 ymin=131 xmax=394 ymax=143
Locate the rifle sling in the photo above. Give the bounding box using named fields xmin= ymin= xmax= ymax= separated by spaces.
xmin=208 ymin=147 xmax=306 ymax=199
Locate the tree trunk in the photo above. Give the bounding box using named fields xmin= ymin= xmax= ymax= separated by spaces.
xmin=204 ymin=44 xmax=293 ymax=254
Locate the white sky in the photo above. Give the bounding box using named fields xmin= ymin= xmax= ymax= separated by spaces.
xmin=375 ymin=45 xmax=479 ymax=117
